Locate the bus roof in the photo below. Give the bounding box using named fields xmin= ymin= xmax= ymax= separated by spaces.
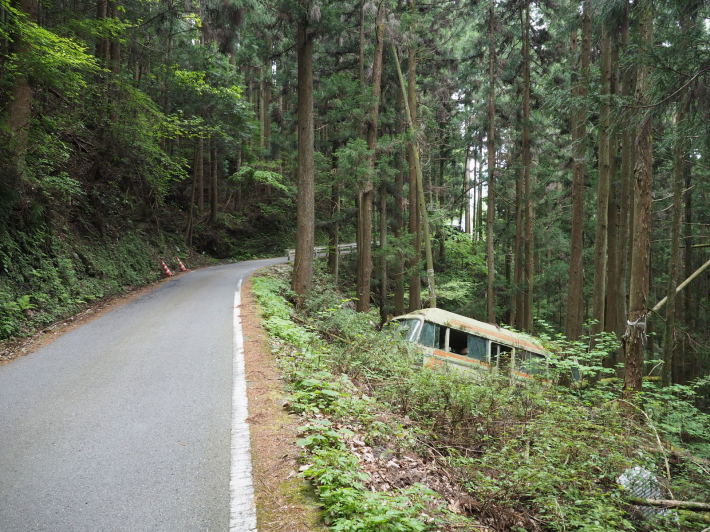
xmin=393 ymin=308 xmax=548 ymax=355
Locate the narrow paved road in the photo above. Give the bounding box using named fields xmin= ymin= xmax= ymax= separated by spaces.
xmin=0 ymin=258 xmax=283 ymax=531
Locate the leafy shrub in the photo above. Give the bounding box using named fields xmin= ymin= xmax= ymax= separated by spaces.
xmin=253 ymin=272 xmax=438 ymax=530
xmin=252 ymin=267 xmax=710 ymax=531
xmin=0 ymin=226 xmax=182 ymax=341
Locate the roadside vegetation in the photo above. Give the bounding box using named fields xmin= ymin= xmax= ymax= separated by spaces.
xmin=253 ymin=264 xmax=709 ymax=531
xmin=2 ymin=0 xmax=706 ymax=384
xmin=0 ymin=226 xmax=201 ymax=345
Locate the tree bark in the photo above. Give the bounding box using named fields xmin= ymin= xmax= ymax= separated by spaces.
xmin=394 ymin=160 xmax=405 ymax=316
xmin=356 ymin=4 xmax=385 ymax=312
xmin=210 ymin=139 xmax=218 ymax=223
xmin=682 ymin=166 xmax=693 ymax=332
xmin=605 ymin=31 xmax=623 ymax=362
xmin=3 ymin=0 xmax=38 ymax=196
xmin=624 ymin=0 xmax=654 ymax=395
xmin=512 ymin=159 xmax=523 ymax=328
xmin=476 ymin=135 xmax=483 ymax=241
xmin=393 ymin=44 xmax=436 ymax=308
xmin=662 ymin=106 xmax=686 ymax=386
xmin=96 ymin=0 xmax=109 ymax=63
xmin=197 ymin=136 xmax=204 ymax=212
xmin=406 ymin=18 xmax=422 ymax=311
xmin=522 ymin=2 xmax=534 ymax=333
xmin=618 ymin=4 xmax=634 ymax=368
xmin=260 ymin=50 xmax=272 ymax=157
xmin=464 ymin=146 xmax=472 ymax=236
xmin=565 ymin=1 xmax=590 ymax=339
xmin=436 ymin=131 xmax=446 ymax=263
xmin=292 ymin=10 xmax=315 ymax=297
xmin=108 ymin=0 xmax=121 ymax=73
xmin=358 ymin=0 xmax=365 ymax=86
xmin=392 ymin=85 xmax=406 ymax=316
xmin=675 ymin=3 xmax=699 ymax=383
xmin=185 ymin=141 xmax=199 ymax=246
xmin=625 ymin=497 xmax=710 ymax=512
xmin=379 ymin=184 xmax=388 ymax=323
xmin=593 ymin=23 xmax=613 ymax=336
xmin=327 ymin=183 xmax=340 ymax=283
xmin=486 ymin=0 xmax=496 ymax=324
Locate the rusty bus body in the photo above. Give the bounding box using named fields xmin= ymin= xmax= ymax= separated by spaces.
xmin=391 ymin=308 xmax=550 ymax=381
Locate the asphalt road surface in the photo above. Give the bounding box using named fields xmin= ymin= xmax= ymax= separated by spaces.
xmin=0 ymin=258 xmax=284 ymax=531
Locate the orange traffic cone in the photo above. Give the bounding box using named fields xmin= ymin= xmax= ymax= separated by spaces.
xmin=160 ymin=259 xmax=174 ymax=277
xmin=175 ymin=257 xmax=188 ymax=272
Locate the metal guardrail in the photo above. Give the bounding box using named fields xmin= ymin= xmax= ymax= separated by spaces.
xmin=286 ymin=242 xmax=357 ymax=262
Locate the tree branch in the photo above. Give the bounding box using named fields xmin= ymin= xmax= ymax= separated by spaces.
xmin=651 ymin=258 xmax=710 ymax=313
xmin=624 ymin=68 xmax=708 ymax=110
xmin=626 ymin=496 xmax=710 ymax=512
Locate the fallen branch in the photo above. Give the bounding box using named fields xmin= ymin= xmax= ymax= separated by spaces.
xmin=626 ymin=496 xmax=710 ymax=512
xmin=652 ymin=258 xmax=710 ymax=313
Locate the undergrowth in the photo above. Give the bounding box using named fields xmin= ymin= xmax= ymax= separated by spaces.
xmin=252 ymin=266 xmax=710 ymax=531
xmin=252 ymin=274 xmax=449 ymax=531
xmin=0 ymin=225 xmax=197 ymax=341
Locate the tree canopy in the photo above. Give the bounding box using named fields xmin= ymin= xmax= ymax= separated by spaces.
xmin=1 ymin=0 xmax=708 ymax=386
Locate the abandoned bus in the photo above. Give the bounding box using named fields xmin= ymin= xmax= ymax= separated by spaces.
xmin=391 ymin=308 xmax=550 ymax=380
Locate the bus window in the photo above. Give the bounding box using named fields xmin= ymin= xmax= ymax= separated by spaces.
xmin=447 ymin=328 xmax=468 ymax=354
xmin=420 ymin=321 xmax=442 ymax=349
xmin=466 ymin=335 xmax=487 ymax=362
xmin=516 ymin=350 xmax=546 ymax=376
xmin=393 ymin=319 xmax=422 ymax=342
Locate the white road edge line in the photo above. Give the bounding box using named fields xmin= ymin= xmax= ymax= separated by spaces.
xmin=230 ymin=278 xmax=258 ymax=531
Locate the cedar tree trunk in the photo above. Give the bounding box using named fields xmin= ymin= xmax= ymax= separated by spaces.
xmin=292 ymin=13 xmax=315 ymax=297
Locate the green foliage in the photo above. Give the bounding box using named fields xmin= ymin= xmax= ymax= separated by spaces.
xmin=0 ymin=226 xmax=180 ymax=340
xmin=251 ymin=276 xmax=292 ymax=320
xmin=457 ymin=391 xmax=637 ymax=531
xmin=26 ymin=118 xmax=85 ymax=204
xmin=0 ymin=0 xmax=98 ymax=95
xmin=230 ymin=165 xmax=292 ymax=195
xmin=335 ymin=139 xmax=373 ymax=190
xmin=432 ymin=234 xmax=487 ymax=316
xmin=172 ymin=68 xmax=242 ymax=101
xmin=0 ymin=294 xmax=35 ymax=337
xmin=291 ymin=372 xmax=349 ymax=415
xmin=642 ymin=379 xmax=710 ymax=460
xmin=252 ymin=271 xmax=437 ymax=531
xmin=89 ymin=81 xmax=191 ymax=203
xmin=304 ymin=442 xmax=430 ymax=532
xmin=67 ymin=14 xmax=131 ymax=43
xmin=537 ymin=322 xmax=622 ymax=391
xmin=253 ymin=267 xmax=710 ymax=531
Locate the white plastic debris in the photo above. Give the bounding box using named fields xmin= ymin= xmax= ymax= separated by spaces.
xmin=617 ymin=466 xmax=669 ymax=519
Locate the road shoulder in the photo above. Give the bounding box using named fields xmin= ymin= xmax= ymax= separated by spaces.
xmin=241 ymin=277 xmax=325 ymax=531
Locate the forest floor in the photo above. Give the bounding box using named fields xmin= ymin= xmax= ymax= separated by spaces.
xmin=241 ymin=278 xmax=326 ymax=530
